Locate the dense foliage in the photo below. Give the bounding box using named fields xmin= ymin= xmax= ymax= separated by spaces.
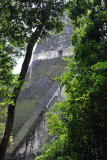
xmin=0 ymin=48 xmax=17 ymax=144
xmin=35 ymin=0 xmax=107 ymax=160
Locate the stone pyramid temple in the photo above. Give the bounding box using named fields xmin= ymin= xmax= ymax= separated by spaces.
xmin=6 ymin=14 xmax=73 ymax=160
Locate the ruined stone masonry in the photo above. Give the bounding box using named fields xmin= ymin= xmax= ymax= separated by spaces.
xmin=33 ymin=13 xmax=73 ymax=60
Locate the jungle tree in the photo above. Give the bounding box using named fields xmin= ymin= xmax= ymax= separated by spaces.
xmin=0 ymin=0 xmax=65 ymax=159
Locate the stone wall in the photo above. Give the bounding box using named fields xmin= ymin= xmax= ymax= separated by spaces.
xmin=33 ymin=47 xmax=73 ymax=60
xmin=12 ymin=57 xmax=68 ymax=137
xmin=6 ymin=83 xmax=65 ymax=160
xmin=33 ymin=13 xmax=73 ymax=60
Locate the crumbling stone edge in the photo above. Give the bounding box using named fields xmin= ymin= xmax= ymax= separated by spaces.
xmin=6 ymin=81 xmax=60 ymax=159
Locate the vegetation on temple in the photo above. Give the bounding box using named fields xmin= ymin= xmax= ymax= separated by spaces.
xmin=35 ymin=0 xmax=107 ymax=160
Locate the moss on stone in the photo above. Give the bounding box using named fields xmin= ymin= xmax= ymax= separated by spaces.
xmin=12 ymin=57 xmax=68 ymax=137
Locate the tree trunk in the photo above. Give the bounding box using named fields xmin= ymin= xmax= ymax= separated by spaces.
xmin=0 ymin=25 xmax=43 ymax=160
